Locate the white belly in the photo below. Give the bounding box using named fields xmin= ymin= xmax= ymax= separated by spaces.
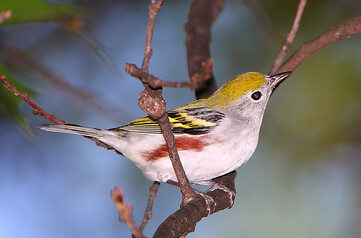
xmin=100 ymin=118 xmax=261 ymax=183
xmin=135 ymin=129 xmax=259 ymax=183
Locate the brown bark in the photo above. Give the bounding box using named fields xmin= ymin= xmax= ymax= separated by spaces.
xmin=277 ymin=16 xmax=361 ymax=74
xmin=269 ymin=0 xmax=307 ymax=74
xmin=185 ymin=0 xmax=226 ymax=99
xmin=154 ymin=171 xmax=237 ymax=238
xmin=138 ymin=182 xmax=161 ymax=233
xmin=0 ymin=74 xmax=66 ymax=125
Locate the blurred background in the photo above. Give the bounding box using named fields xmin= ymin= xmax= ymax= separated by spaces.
xmin=0 ymin=0 xmax=360 ymax=237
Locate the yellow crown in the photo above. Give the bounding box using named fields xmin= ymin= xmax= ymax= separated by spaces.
xmin=187 ymin=72 xmax=265 ymax=109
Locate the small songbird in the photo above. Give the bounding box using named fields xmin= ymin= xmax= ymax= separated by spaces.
xmin=40 ymin=71 xmax=290 ymax=185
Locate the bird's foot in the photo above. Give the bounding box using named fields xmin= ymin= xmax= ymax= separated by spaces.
xmin=195 ymin=180 xmax=235 ymax=207
xmin=166 ymin=180 xmax=215 ymax=214
xmin=207 ymin=182 xmax=236 ymax=206
xmin=192 ymin=189 xmax=215 ymax=216
xmin=166 ymin=179 xmax=234 ymax=211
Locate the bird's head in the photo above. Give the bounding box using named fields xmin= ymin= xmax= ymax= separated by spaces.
xmin=200 ymin=71 xmax=291 ymax=118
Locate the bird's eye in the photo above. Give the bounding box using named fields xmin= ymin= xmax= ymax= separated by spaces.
xmin=251 ymin=91 xmax=262 ymax=100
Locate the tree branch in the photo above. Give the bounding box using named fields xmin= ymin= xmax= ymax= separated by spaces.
xmin=269 ymin=0 xmax=307 ymax=74
xmin=277 ymin=15 xmax=361 ymax=74
xmin=126 ymin=60 xmax=214 ymax=90
xmin=126 ymin=63 xmax=189 ymax=89
xmin=111 ymin=187 xmax=145 ymax=238
xmin=126 ymin=59 xmax=214 ymax=90
xmin=154 ymin=171 xmax=237 ymax=238
xmin=0 ymin=74 xmax=66 ymax=124
xmin=139 ymin=182 xmax=160 ymax=233
xmin=125 ymin=0 xmax=197 ymax=204
xmin=141 ymin=0 xmax=162 ymax=72
xmin=0 ymin=71 xmax=126 ymax=161
xmin=185 ymin=0 xmax=226 ymax=98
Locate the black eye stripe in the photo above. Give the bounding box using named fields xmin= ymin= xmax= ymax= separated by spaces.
xmin=251 ymin=91 xmax=262 ymax=100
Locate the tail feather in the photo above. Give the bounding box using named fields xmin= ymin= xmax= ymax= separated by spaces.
xmin=39 ymin=124 xmax=117 ymax=138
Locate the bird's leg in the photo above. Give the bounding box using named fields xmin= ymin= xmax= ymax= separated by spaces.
xmin=192 ymin=181 xmax=218 ymax=215
xmin=166 ymin=180 xmax=180 ymax=187
xmin=193 ymin=180 xmax=214 ymax=186
xmin=166 ymin=179 xmax=235 ymax=211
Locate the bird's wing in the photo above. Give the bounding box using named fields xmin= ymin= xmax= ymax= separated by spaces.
xmin=110 ymin=107 xmax=225 ymax=135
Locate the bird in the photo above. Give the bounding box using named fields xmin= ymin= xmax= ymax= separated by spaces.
xmin=40 ymin=71 xmax=290 ymax=185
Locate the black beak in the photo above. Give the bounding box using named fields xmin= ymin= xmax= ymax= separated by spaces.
xmin=269 ymin=71 xmax=292 ymax=91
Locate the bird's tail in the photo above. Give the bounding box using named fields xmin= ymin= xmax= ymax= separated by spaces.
xmin=39 ymin=124 xmax=118 ymax=138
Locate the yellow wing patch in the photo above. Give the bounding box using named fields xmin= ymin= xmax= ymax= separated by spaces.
xmin=110 ymin=107 xmax=225 ymax=135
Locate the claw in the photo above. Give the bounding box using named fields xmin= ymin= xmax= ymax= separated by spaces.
xmin=207 ymin=183 xmax=235 ymax=206
xmin=193 ymin=189 xmax=215 ymax=216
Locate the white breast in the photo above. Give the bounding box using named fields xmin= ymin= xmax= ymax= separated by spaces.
xmin=133 ymin=116 xmax=261 ymax=183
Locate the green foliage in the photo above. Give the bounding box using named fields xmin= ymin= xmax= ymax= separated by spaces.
xmin=0 ymin=64 xmax=36 ymax=133
xmin=0 ymin=0 xmax=82 ymax=25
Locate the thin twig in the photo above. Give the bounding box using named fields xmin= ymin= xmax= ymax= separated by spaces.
xmin=126 ymin=61 xmax=213 ymax=90
xmin=0 ymin=73 xmax=114 ymax=152
xmin=126 ymin=0 xmax=197 ymax=204
xmin=0 ymin=74 xmax=66 ymax=124
xmin=141 ymin=0 xmax=164 ymax=72
xmin=0 ymin=10 xmax=11 ymax=25
xmin=139 ymin=182 xmax=160 ymax=233
xmin=277 ymin=15 xmax=361 ymax=74
xmin=126 ymin=63 xmax=190 ymax=89
xmin=157 ymin=115 xmax=196 ymax=204
xmin=269 ymin=0 xmax=307 ymax=74
xmin=111 ymin=187 xmax=145 ymax=238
